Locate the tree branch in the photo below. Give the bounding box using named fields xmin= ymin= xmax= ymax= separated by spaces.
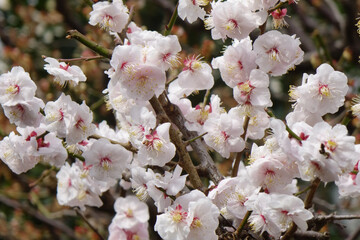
xmin=158 ymin=93 xmax=224 ymax=185
xmin=66 ymin=30 xmax=113 ymax=58
xmin=149 ymin=95 xmax=204 ymax=190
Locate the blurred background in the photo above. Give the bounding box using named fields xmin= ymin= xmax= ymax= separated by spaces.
xmin=0 ymin=0 xmax=360 ymax=239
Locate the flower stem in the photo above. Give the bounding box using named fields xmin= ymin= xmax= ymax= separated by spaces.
xmin=266 ymin=109 xmax=302 ymax=142
xmin=234 ymin=210 xmax=252 ymax=238
xmin=164 ymin=1 xmax=179 ymax=36
xmin=185 ymin=132 xmax=208 ymax=145
xmin=341 ymin=111 xmax=353 ymax=126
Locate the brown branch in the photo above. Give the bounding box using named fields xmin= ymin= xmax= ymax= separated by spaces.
xmin=314 ymin=214 xmax=360 ymax=222
xmin=149 ymin=95 xmax=204 ymax=190
xmin=293 ymin=230 xmax=330 ymax=240
xmin=282 ymin=178 xmax=321 ymax=240
xmin=0 ymin=194 xmax=77 ymax=239
xmin=158 ymin=93 xmax=224 ymax=185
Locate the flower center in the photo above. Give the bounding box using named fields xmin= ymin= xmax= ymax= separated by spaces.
xmin=318 ymin=84 xmax=330 ymax=97
xmin=170 ymin=205 xmax=188 ymax=223
xmin=100 ymin=157 xmax=112 ymax=170
xmin=143 ymin=131 xmax=163 ymax=152
xmin=325 ymin=140 xmax=337 ymax=152
xmin=267 ymin=47 xmax=280 ymax=61
xmin=6 ymin=84 xmax=20 ymax=95
xmin=225 ymin=19 xmax=238 ymax=31
xmin=59 ymin=64 xmax=70 ymax=71
xmin=191 ymin=217 xmax=202 ymax=229
xmin=101 ymin=14 xmax=114 ymax=29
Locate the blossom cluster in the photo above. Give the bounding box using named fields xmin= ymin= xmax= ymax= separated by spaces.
xmin=1 ymin=0 xmax=360 ymax=239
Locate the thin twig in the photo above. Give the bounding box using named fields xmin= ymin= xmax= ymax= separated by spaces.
xmin=29 ymin=166 xmax=56 ymax=188
xmin=231 ymin=115 xmax=250 ymax=177
xmin=119 ymin=5 xmax=135 ymax=41
xmin=0 ymin=194 xmax=77 ymax=239
xmin=266 ymin=109 xmax=302 ymax=141
xmin=202 ymin=89 xmax=211 ymax=107
xmin=184 ymin=132 xmax=208 ymax=145
xmin=90 ymin=134 xmax=138 ymax=153
xmin=75 ymin=209 xmax=105 ymax=240
xmin=57 ymin=55 xmax=104 ymax=62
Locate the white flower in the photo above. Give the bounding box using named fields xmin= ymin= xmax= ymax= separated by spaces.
xmin=154 ymin=190 xmax=219 ymax=240
xmin=83 ymin=138 xmax=132 ymax=182
xmin=184 ymin=94 xmax=225 ymax=133
xmin=3 ymin=97 xmax=44 ymax=127
xmin=290 ymin=63 xmax=349 ymax=116
xmin=136 ymin=122 xmax=176 ymax=167
xmin=108 ymin=221 xmax=149 ymax=240
xmin=212 ymin=37 xmax=257 ymax=87
xmin=89 ymin=0 xmax=129 ymax=32
xmin=113 ymin=196 xmax=149 ymax=229
xmin=155 ymin=204 xmax=191 ymax=240
xmin=56 ymin=161 xmax=103 ymax=210
xmin=299 ymin=122 xmax=357 ymax=182
xmin=254 ymin=30 xmax=304 ymax=76
xmin=107 ymin=44 xmax=142 ymax=82
xmin=0 ymin=66 xmax=37 ymax=106
xmin=208 ymin=176 xmax=260 ymax=219
xmin=177 ymin=55 xmax=214 ymax=91
xmin=186 ymin=198 xmax=219 ymax=240
xmin=270 ymin=194 xmax=313 ymax=232
xmin=65 ymin=101 xmax=96 ymax=145
xmin=233 ymin=69 xmax=272 ymax=108
xmin=44 ymin=57 xmax=86 ymax=87
xmin=336 ymin=159 xmax=360 ymax=198
xmin=203 ymin=113 xmax=245 ymax=158
xmin=36 ymin=132 xmax=68 ymax=168
xmin=119 ymin=64 xmax=166 ymax=101
xmin=145 ymin=35 xmax=181 ymax=71
xmin=178 ymin=0 xmax=207 ymax=23
xmin=229 ymin=106 xmax=270 ymax=140
xmin=205 ymin=0 xmax=267 ymax=41
xmin=0 ymin=132 xmax=38 ymax=174
xmin=44 ymin=93 xmax=72 ymax=138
